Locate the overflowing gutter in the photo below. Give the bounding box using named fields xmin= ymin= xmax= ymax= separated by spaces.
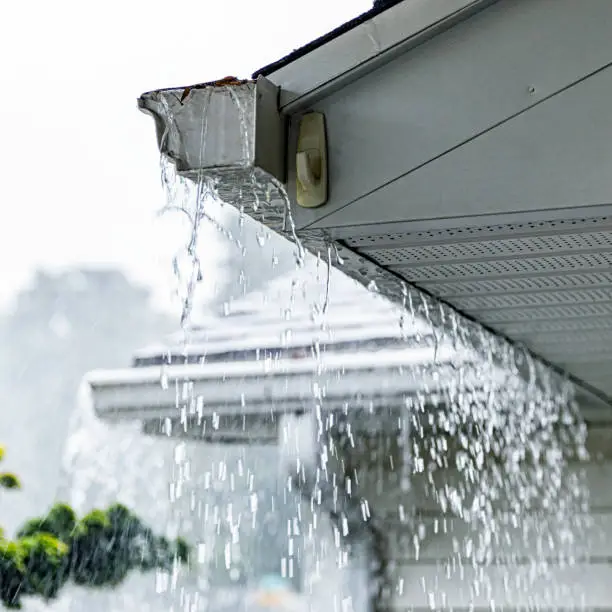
xmin=136 ymin=0 xmax=612 ymax=412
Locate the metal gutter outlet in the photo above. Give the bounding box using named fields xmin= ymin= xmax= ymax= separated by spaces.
xmin=138 ymin=76 xmax=285 ymax=184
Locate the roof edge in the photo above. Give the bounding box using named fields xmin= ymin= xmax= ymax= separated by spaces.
xmin=253 ymin=0 xmax=499 ymax=112
xmin=252 ymin=1 xmax=404 ymax=79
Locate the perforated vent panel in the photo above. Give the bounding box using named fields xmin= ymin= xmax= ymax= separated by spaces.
xmin=388 ymin=252 xmax=612 ymax=281
xmin=347 ymin=216 xmax=612 ymax=247
xmin=345 ymin=216 xmax=612 ymax=400
xmin=418 ymin=272 xmax=612 ymax=297
xmin=367 ymin=231 xmax=612 ymax=263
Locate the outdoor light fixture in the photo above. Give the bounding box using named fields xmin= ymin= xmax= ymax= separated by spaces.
xmin=296 ymin=112 xmax=328 ymax=208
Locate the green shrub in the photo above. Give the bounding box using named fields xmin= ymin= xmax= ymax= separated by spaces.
xmin=0 ymin=445 xmax=189 ymax=609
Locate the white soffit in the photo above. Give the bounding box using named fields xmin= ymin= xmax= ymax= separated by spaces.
xmin=262 ymin=0 xmax=497 ymax=112
xmin=256 ymin=0 xmax=612 ymax=406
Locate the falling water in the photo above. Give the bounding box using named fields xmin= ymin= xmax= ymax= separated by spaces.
xmin=54 ymin=81 xmax=592 ymax=612
xmin=148 ymin=82 xmax=592 ymax=612
xmin=49 ymin=385 xmax=187 ymax=612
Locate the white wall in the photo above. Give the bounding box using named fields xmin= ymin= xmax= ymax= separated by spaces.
xmin=358 ymin=423 xmax=612 ymax=611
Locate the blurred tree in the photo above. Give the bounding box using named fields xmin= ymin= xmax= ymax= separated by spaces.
xmin=0 ymin=269 xmax=173 ymax=536
xmin=0 ymin=446 xmax=188 ymax=610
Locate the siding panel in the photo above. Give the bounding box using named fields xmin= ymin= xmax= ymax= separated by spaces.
xmin=387 ymin=512 xmax=609 ymax=562
xmin=365 ymin=462 xmax=612 ymax=515
xmin=392 ymin=563 xmax=610 ymax=609
xmin=379 ymin=458 xmax=612 ymax=610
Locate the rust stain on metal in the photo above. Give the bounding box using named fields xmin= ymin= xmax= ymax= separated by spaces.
xmin=208 ymin=76 xmax=249 ymax=87
xmin=179 ymin=76 xmax=251 ymax=104
xmin=179 ymin=88 xmax=192 ymax=104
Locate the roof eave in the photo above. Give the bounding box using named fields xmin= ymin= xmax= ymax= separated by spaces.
xmin=86 ymin=346 xmax=508 ymax=423
xmin=255 ymin=0 xmax=499 ymax=113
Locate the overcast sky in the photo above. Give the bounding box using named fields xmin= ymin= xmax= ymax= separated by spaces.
xmin=0 ymin=0 xmax=371 ymax=312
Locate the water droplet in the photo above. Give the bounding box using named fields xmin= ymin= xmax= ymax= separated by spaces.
xmin=160 ymin=366 xmax=169 ymax=390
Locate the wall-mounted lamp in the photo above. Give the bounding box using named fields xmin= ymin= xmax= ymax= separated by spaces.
xmin=296 ymin=112 xmax=328 ymax=209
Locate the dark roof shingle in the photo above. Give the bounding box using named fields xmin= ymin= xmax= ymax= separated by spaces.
xmin=252 ymin=0 xmax=405 ymax=78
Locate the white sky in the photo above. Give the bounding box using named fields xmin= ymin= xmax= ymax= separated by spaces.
xmin=0 ymin=0 xmax=371 ymax=311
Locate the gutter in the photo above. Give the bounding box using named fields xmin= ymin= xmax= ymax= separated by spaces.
xmin=88 ymin=345 xmax=512 ymax=422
